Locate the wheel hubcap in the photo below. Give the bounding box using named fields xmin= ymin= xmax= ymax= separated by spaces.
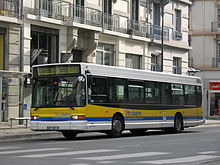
xmin=113 ymin=120 xmax=122 ymax=133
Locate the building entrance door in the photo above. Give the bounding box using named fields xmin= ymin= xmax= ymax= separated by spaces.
xmin=210 ymin=92 xmax=220 ymax=117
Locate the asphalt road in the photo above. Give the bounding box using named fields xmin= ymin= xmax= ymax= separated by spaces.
xmin=0 ymin=125 xmax=220 ymax=165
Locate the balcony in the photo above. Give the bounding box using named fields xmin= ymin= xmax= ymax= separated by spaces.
xmin=149 ymin=24 xmax=169 ymax=41
xmin=0 ymin=0 xmax=20 ymax=18
xmin=211 ymin=22 xmax=220 ymax=32
xmin=173 ymin=31 xmax=182 ymax=40
xmin=212 ymin=58 xmax=220 ymax=68
xmin=151 ymin=64 xmax=162 ymax=72
xmin=172 ymin=66 xmax=182 ymax=74
xmin=25 ymin=2 xmax=172 ymax=41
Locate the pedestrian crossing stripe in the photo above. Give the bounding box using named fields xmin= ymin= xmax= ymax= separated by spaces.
xmin=18 ymin=149 xmax=119 ymax=158
xmin=137 ymin=155 xmax=220 ymax=164
xmin=0 ymin=146 xmax=21 ymax=150
xmin=0 ymin=148 xmax=68 ymax=155
xmin=76 ymin=152 xmax=170 ymax=160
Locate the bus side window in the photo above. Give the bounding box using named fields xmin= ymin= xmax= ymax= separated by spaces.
xmin=89 ymin=77 xmax=108 ymax=103
xmin=128 ymin=81 xmax=144 ymax=104
xmin=109 ymin=78 xmax=127 ymax=103
xmin=171 ymin=84 xmax=185 ymax=105
xmin=185 ymin=85 xmax=196 ymax=105
xmin=161 ymin=83 xmax=171 ymax=105
xmin=145 ymin=81 xmax=160 ymax=104
xmin=197 ymin=86 xmax=202 ymax=106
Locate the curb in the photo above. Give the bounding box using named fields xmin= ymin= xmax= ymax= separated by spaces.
xmin=0 ymin=131 xmax=61 ymax=142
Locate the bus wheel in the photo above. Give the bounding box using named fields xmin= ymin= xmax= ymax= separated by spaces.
xmin=174 ymin=114 xmax=183 ymax=133
xmin=61 ymin=131 xmax=77 ymax=139
xmin=130 ymin=129 xmax=147 ymax=136
xmin=107 ymin=116 xmax=124 ymax=138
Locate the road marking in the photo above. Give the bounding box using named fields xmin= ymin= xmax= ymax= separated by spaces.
xmin=117 ymin=144 xmax=140 ymax=148
xmin=0 ymin=148 xmax=68 ymax=155
xmin=0 ymin=146 xmax=21 ymax=150
xmin=138 ymin=155 xmax=220 ymax=164
xmin=69 ymin=164 xmax=90 ymax=165
xmin=97 ymin=161 xmax=117 ymax=164
xmin=199 ymin=138 xmax=216 ymax=142
xmin=18 ymin=149 xmax=119 ymax=158
xmin=76 ymin=152 xmax=170 ymax=161
xmin=197 ymin=151 xmax=219 ymax=154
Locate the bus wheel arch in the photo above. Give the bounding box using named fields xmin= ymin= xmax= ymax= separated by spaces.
xmin=107 ymin=113 xmax=125 ymax=138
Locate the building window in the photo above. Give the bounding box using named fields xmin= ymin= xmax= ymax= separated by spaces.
xmin=173 ymin=9 xmax=182 ymax=40
xmin=31 ymin=25 xmax=59 ymax=67
xmin=213 ymin=41 xmax=220 ymax=67
xmin=126 ymin=54 xmax=141 ymax=69
xmin=153 ymin=3 xmax=160 ymax=26
xmin=173 ymin=57 xmax=182 ymax=74
xmin=96 ymin=43 xmax=114 ymax=66
xmin=131 ymin=0 xmax=139 ymax=21
xmin=175 ymin=9 xmax=181 ymax=32
xmin=153 ymin=3 xmax=161 ymax=39
xmin=0 ymin=28 xmax=6 ymax=70
xmin=0 ymin=34 xmax=4 ymax=70
xmin=151 ymin=54 xmax=161 ymax=72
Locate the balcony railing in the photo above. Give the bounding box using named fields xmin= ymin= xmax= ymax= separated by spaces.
xmin=25 ymin=2 xmax=172 ymax=41
xmin=149 ymin=24 xmax=169 ymax=40
xmin=151 ymin=64 xmax=162 ymax=72
xmin=172 ymin=66 xmax=182 ymax=74
xmin=212 ymin=58 xmax=220 ymax=68
xmin=0 ymin=0 xmax=19 ymax=18
xmin=173 ymin=31 xmax=182 ymax=40
xmin=211 ymin=22 xmax=220 ymax=32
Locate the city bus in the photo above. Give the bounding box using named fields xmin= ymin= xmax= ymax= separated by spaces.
xmin=30 ymin=63 xmax=204 ymax=139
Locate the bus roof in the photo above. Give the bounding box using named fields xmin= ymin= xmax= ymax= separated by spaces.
xmin=32 ymin=63 xmax=202 ymax=86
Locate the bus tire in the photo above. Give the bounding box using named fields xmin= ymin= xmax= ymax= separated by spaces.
xmin=107 ymin=115 xmax=124 ymax=138
xmin=61 ymin=131 xmax=77 ymax=139
xmin=174 ymin=114 xmax=183 ymax=133
xmin=130 ymin=129 xmax=147 ymax=136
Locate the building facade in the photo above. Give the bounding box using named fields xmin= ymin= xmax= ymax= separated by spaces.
xmin=0 ymin=0 xmax=192 ymax=125
xmin=191 ymin=0 xmax=220 ymax=118
xmin=0 ymin=0 xmax=30 ymax=126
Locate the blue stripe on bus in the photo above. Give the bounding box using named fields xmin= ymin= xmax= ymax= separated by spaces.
xmin=32 ymin=116 xmax=203 ymax=121
xmin=183 ymin=116 xmax=203 ymax=120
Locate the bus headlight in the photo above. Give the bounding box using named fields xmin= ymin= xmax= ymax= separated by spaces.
xmin=31 ymin=116 xmax=39 ymax=120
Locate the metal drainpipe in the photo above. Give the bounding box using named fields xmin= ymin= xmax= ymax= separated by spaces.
xmin=161 ymin=1 xmax=164 ymax=72
xmin=19 ymin=0 xmax=25 ymax=124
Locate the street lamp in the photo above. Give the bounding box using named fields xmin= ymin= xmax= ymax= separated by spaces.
xmin=161 ymin=0 xmax=169 ymax=72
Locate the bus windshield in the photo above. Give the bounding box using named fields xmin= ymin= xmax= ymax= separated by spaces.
xmin=32 ymin=75 xmax=86 ymax=107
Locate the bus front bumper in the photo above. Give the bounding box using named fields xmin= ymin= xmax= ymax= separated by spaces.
xmin=30 ymin=120 xmax=88 ymax=131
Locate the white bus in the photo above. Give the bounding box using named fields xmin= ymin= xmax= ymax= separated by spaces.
xmin=31 ymin=63 xmax=204 ymax=139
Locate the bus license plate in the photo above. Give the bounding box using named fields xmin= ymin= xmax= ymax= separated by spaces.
xmin=47 ymin=126 xmax=59 ymax=130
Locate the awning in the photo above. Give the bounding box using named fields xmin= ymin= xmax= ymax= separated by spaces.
xmin=188 ymin=67 xmax=200 ymax=73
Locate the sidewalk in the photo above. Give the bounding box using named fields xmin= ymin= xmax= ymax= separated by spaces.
xmin=0 ymin=119 xmax=220 ymax=141
xmin=0 ymin=125 xmax=61 ymax=141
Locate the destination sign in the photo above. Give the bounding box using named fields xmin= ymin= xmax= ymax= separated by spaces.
xmin=36 ymin=65 xmax=80 ymax=76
